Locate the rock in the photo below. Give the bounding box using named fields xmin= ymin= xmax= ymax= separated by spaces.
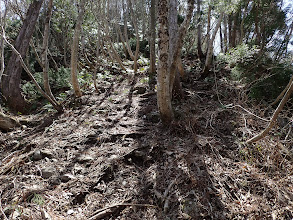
xmin=32 ymin=149 xmax=54 ymax=161
xmin=60 ymin=174 xmax=75 ymax=183
xmin=32 ymin=150 xmax=42 ymax=161
xmin=41 ymin=167 xmax=56 ymax=179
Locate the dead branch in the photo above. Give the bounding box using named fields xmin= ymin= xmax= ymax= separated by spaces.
xmin=89 ymin=203 xmax=158 ymax=220
xmin=247 ymin=78 xmax=293 ymax=144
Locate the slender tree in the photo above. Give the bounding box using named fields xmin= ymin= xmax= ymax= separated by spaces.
xmin=71 ymin=0 xmax=86 ymax=97
xmin=149 ymin=0 xmax=156 ymax=87
xmin=42 ymin=0 xmax=61 ymax=109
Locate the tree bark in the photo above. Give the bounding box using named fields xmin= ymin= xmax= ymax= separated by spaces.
xmin=201 ymin=12 xmax=224 ymax=79
xmin=2 ymin=0 xmax=44 ymax=113
xmin=168 ymin=0 xmax=183 ymax=99
xmin=157 ymin=0 xmax=173 ymax=123
xmin=149 ymin=0 xmax=156 ymax=87
xmin=42 ymin=0 xmax=60 ymax=107
xmin=71 ymin=0 xmax=86 ymax=97
xmin=128 ymin=0 xmax=140 ymax=73
xmin=196 ymin=0 xmax=204 ymax=59
xmin=206 ymin=5 xmax=211 ymax=54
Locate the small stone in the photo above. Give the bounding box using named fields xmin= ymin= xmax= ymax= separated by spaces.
xmin=41 ymin=167 xmax=56 ymax=179
xmin=32 ymin=150 xmax=42 ymax=161
xmin=60 ymin=174 xmax=75 ymax=183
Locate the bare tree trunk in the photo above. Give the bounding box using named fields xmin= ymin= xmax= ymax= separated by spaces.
xmin=1 ymin=0 xmax=44 ymax=113
xmin=0 ymin=2 xmax=8 ymax=85
xmin=201 ymin=12 xmax=224 ymax=79
xmin=231 ymin=11 xmax=239 ymax=48
xmin=128 ymin=0 xmax=140 ymax=73
xmin=2 ymin=31 xmax=63 ymax=112
xmin=157 ymin=0 xmax=173 ymax=124
xmin=240 ymin=0 xmax=251 ymax=44
xmin=169 ymin=0 xmax=194 ymax=94
xmin=42 ymin=0 xmax=60 ymax=108
xmin=168 ymin=0 xmax=183 ymax=99
xmin=71 ymin=0 xmax=86 ymax=97
xmin=123 ymin=2 xmax=135 ymax=60
xmin=196 ymin=0 xmax=204 ymax=59
xmin=223 ymin=14 xmax=228 ymax=52
xmin=206 ymin=5 xmax=211 ymax=54
xmin=149 ymin=0 xmax=156 ymax=87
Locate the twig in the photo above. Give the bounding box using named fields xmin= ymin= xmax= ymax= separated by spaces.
xmin=0 ymin=191 xmax=8 ymax=220
xmin=247 ymin=77 xmax=293 ymax=143
xmin=226 ymin=104 xmax=270 ymax=122
xmin=163 ymin=177 xmax=178 ymax=213
xmin=89 ymin=203 xmax=158 ymax=220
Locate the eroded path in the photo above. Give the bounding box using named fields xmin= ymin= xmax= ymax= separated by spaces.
xmin=0 ymin=69 xmax=292 ymax=219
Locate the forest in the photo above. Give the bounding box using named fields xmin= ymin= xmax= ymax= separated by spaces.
xmin=0 ymin=0 xmax=293 ymax=219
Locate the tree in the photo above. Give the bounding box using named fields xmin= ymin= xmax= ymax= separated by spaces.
xmin=196 ymin=0 xmax=204 ymax=59
xmin=149 ymin=0 xmax=156 ymax=88
xmin=1 ymin=0 xmax=44 ymax=112
xmin=71 ymin=0 xmax=87 ymax=97
xmin=201 ymin=11 xmax=223 ymax=79
xmin=42 ymin=0 xmax=62 ymax=110
xmin=157 ymin=0 xmax=195 ymax=124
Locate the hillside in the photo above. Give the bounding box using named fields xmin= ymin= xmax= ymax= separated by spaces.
xmin=0 ymin=65 xmax=292 ymax=219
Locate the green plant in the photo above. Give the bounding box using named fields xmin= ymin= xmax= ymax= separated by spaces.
xmin=21 ymin=67 xmax=71 ymax=100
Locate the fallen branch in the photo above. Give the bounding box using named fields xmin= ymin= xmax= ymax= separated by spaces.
xmin=247 ymin=78 xmax=293 ymax=144
xmin=89 ymin=203 xmax=158 ymax=220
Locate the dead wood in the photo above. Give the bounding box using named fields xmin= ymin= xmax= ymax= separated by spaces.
xmin=247 ymin=77 xmax=293 ymax=143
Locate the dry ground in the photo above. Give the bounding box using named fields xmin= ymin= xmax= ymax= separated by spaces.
xmin=0 ymin=65 xmax=292 ymax=219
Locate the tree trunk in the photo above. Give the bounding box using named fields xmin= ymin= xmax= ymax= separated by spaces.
xmin=201 ymin=12 xmax=224 ymax=79
xmin=128 ymin=0 xmax=140 ymax=73
xmin=149 ymin=0 xmax=156 ymax=88
xmin=168 ymin=0 xmax=183 ymax=99
xmin=231 ymin=11 xmax=239 ymax=48
xmin=71 ymin=0 xmax=86 ymax=97
xmin=206 ymin=5 xmax=211 ymax=53
xmin=157 ymin=0 xmax=173 ymax=124
xmin=1 ymin=0 xmax=44 ymax=113
xmin=223 ymin=14 xmax=228 ymax=52
xmin=42 ymin=0 xmax=59 ymax=106
xmin=196 ymin=0 xmax=204 ymax=59
xmin=0 ymin=2 xmax=8 ymax=85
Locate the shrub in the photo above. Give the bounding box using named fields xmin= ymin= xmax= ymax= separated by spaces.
xmin=219 ymin=44 xmax=293 ymax=102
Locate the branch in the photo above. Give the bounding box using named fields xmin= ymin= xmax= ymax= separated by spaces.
xmin=247 ymin=78 xmax=293 ymax=143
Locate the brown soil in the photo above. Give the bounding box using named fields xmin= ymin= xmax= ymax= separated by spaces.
xmin=0 ymin=68 xmax=292 ymax=219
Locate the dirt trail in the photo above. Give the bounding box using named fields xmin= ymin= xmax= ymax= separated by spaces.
xmin=0 ymin=69 xmax=292 ymax=219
